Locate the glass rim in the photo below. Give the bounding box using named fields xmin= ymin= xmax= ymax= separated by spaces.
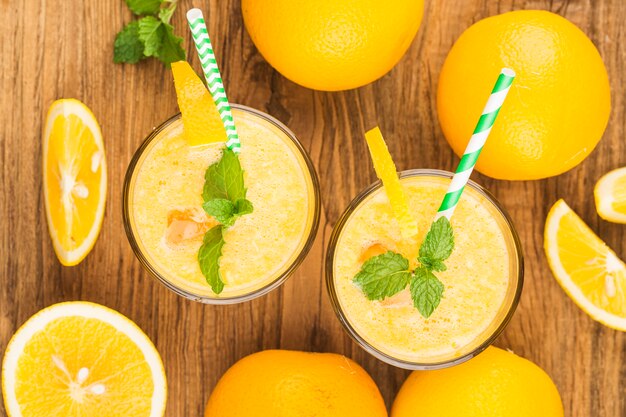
xmin=123 ymin=103 xmax=321 ymax=304
xmin=325 ymin=169 xmax=524 ymax=370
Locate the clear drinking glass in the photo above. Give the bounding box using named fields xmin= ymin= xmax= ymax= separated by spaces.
xmin=325 ymin=169 xmax=523 ymax=369
xmin=124 ymin=104 xmax=320 ymax=304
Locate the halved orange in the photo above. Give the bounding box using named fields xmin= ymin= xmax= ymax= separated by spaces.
xmin=544 ymin=199 xmax=626 ymax=331
xmin=594 ymin=167 xmax=626 ymax=224
xmin=43 ymin=99 xmax=107 ymax=266
xmin=1 ymin=302 xmax=167 ymax=417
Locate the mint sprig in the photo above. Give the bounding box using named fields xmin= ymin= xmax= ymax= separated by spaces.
xmin=114 ymin=0 xmax=185 ymax=66
xmin=352 ymin=217 xmax=454 ymax=318
xmin=197 ymin=148 xmax=253 ymax=293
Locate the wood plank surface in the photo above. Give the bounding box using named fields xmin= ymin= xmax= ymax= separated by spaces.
xmin=1 ymin=0 xmax=624 ymax=415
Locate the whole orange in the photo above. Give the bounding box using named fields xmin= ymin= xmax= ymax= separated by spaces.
xmin=241 ymin=0 xmax=424 ymax=91
xmin=204 ymin=350 xmax=388 ymax=417
xmin=391 ymin=347 xmax=563 ymax=417
xmin=437 ymin=10 xmax=610 ymax=180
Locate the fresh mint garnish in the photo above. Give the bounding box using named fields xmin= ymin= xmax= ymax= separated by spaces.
xmin=410 ymin=266 xmax=445 ymax=318
xmin=418 ymin=217 xmax=454 ymax=271
xmin=202 ymin=199 xmax=236 ymax=226
xmin=198 ymin=148 xmax=253 ymax=293
xmin=202 ymin=197 xmax=254 ymax=228
xmin=125 ymin=0 xmax=162 ymax=15
xmin=198 ymin=225 xmax=225 ymax=294
xmin=203 ymin=148 xmax=246 ymax=202
xmin=234 ymin=198 xmax=254 ymax=216
xmin=354 ymin=251 xmax=412 ymax=300
xmin=114 ymin=0 xmax=185 ymax=66
xmin=352 ymin=217 xmax=455 ymax=318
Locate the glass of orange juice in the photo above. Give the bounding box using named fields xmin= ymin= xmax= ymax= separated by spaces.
xmin=326 ymin=169 xmax=523 ymax=369
xmin=124 ymin=105 xmax=320 ymax=303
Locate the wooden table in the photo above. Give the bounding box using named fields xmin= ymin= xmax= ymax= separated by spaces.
xmin=1 ymin=0 xmax=624 ymax=415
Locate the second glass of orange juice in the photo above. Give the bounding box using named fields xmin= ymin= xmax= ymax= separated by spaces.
xmin=326 ymin=170 xmax=523 ymax=369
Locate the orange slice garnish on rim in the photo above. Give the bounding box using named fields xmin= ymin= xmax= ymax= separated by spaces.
xmin=364 ymin=127 xmax=418 ymax=239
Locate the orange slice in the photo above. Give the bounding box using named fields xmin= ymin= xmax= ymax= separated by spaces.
xmin=544 ymin=199 xmax=626 ymax=331
xmin=364 ymin=127 xmax=418 ymax=239
xmin=171 ymin=61 xmax=228 ymax=146
xmin=43 ymin=99 xmax=107 ymax=266
xmin=594 ymin=167 xmax=626 ymax=224
xmin=1 ymin=302 xmax=167 ymax=417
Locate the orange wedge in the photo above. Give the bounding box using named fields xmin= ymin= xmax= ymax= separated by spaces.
xmin=171 ymin=61 xmax=228 ymax=146
xmin=43 ymin=99 xmax=107 ymax=266
xmin=544 ymin=199 xmax=626 ymax=331
xmin=364 ymin=127 xmax=418 ymax=239
xmin=1 ymin=302 xmax=167 ymax=417
xmin=594 ymin=167 xmax=626 ymax=224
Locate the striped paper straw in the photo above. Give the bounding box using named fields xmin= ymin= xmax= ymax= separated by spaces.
xmin=186 ymin=8 xmax=241 ymax=153
xmin=436 ymin=68 xmax=516 ymax=220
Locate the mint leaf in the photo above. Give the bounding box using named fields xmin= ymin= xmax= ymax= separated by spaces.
xmin=419 ymin=217 xmax=454 ymax=265
xmin=125 ymin=0 xmax=162 ymax=15
xmin=137 ymin=17 xmax=185 ymax=65
xmin=418 ymin=257 xmax=447 ymax=272
xmin=202 ymin=198 xmax=254 ymax=228
xmin=203 ymin=148 xmax=246 ymax=202
xmin=138 ymin=16 xmax=163 ymax=57
xmin=158 ymin=2 xmax=176 ymax=24
xmin=156 ymin=22 xmax=186 ymax=65
xmin=410 ymin=267 xmax=444 ymax=318
xmin=198 ymin=225 xmax=225 ymax=294
xmin=234 ymin=199 xmax=253 ymax=216
xmin=114 ymin=21 xmax=144 ymax=64
xmin=353 ymin=251 xmax=412 ymax=300
xmin=203 ymin=198 xmax=235 ymax=226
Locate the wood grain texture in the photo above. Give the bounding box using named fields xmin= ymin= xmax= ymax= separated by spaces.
xmin=1 ymin=0 xmax=625 ymax=415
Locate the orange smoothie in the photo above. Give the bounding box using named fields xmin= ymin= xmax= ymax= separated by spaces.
xmin=125 ymin=106 xmax=319 ymax=301
xmin=328 ymin=171 xmax=522 ymax=366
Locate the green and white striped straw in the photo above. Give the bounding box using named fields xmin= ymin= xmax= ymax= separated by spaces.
xmin=436 ymin=68 xmax=516 ymax=220
xmin=186 ymin=8 xmax=241 ymax=153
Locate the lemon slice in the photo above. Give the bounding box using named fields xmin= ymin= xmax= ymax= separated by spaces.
xmin=364 ymin=127 xmax=418 ymax=239
xmin=171 ymin=61 xmax=228 ymax=146
xmin=594 ymin=167 xmax=626 ymax=224
xmin=43 ymin=99 xmax=107 ymax=266
xmin=544 ymin=199 xmax=626 ymax=331
xmin=1 ymin=302 xmax=167 ymax=417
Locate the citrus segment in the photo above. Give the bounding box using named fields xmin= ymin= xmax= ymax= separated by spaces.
xmin=364 ymin=127 xmax=418 ymax=239
xmin=544 ymin=200 xmax=626 ymax=331
xmin=594 ymin=167 xmax=626 ymax=223
xmin=171 ymin=61 xmax=227 ymax=146
xmin=43 ymin=99 xmax=107 ymax=266
xmin=1 ymin=302 xmax=167 ymax=417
